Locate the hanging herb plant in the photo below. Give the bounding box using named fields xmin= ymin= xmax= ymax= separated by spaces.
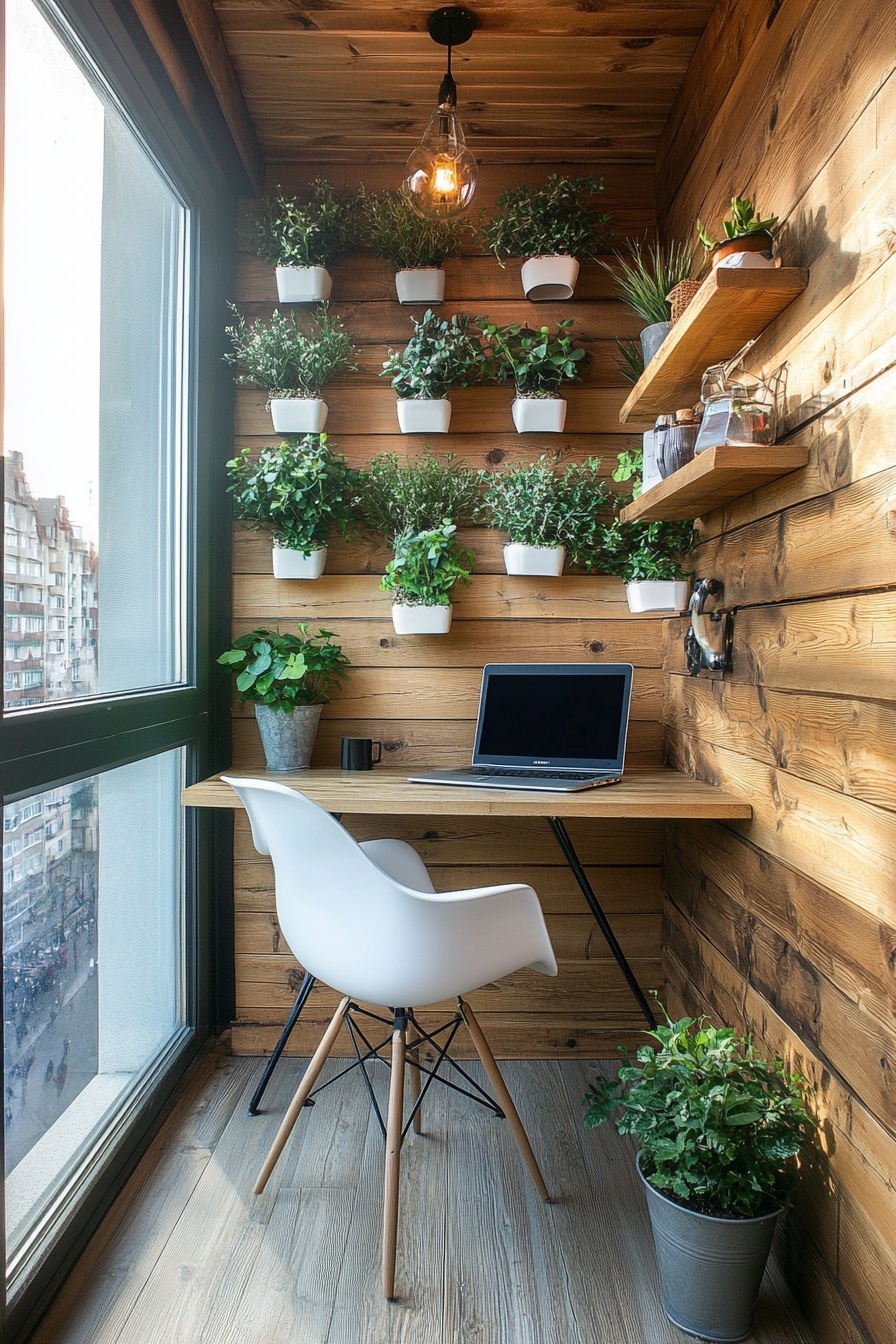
xmin=481 ymin=174 xmax=612 ymax=263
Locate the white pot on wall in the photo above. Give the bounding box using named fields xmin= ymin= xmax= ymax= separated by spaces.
xmin=269 ymin=398 xmax=328 ymax=434
xmin=396 ymin=398 xmax=452 ymax=434
xmin=520 ymin=255 xmax=580 ymax=301
xmin=395 ymin=268 xmax=446 ymax=305
xmin=391 ymin=603 xmax=453 ymax=635
xmin=512 ymin=396 xmax=567 ymax=434
xmin=503 ymin=543 xmax=565 ymax=577
xmin=272 ymin=545 xmax=328 ymax=580
xmin=275 ymin=265 xmax=332 ymax=303
xmin=625 ymin=580 xmax=689 ymax=614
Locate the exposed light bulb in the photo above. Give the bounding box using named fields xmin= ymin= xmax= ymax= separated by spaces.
xmin=402 ymin=101 xmax=478 ymax=221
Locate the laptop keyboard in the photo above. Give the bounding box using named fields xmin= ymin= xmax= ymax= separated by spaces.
xmin=477 ymin=767 xmax=601 ymax=780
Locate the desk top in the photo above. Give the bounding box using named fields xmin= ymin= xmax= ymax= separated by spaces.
xmin=182 ymin=768 xmax=752 ymax=821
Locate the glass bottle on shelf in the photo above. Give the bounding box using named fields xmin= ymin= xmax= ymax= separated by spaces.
xmin=657 ymin=406 xmax=702 ymax=478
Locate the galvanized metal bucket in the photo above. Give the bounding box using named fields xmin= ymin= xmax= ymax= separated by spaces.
xmin=254 ymin=704 xmax=322 ymax=772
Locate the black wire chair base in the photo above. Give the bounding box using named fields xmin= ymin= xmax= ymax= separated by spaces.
xmin=305 ymin=1003 xmax=505 ymax=1142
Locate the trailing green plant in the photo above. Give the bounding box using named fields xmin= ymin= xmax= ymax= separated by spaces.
xmin=245 ymin=181 xmax=350 ymax=268
xmin=226 ymin=433 xmax=357 ymax=555
xmin=355 ymin=450 xmax=483 ymax=540
xmin=611 ymin=447 xmax=643 ymax=499
xmin=601 ymin=238 xmax=695 ymax=326
xmin=478 ymin=319 xmax=586 ymax=397
xmin=481 ymin=174 xmax=612 ymax=263
xmin=352 ymin=185 xmax=465 ymax=270
xmin=597 ymin=516 xmax=693 ymax=582
xmin=481 ymin=455 xmax=607 ymax=563
xmin=615 ymin=338 xmax=645 ymax=386
xmin=381 ymin=521 xmax=473 ymax=607
xmin=583 ymin=1010 xmax=816 ymax=1219
xmin=381 ymin=310 xmax=485 ymax=400
xmin=697 ymin=196 xmax=780 ymax=252
xmin=224 ymin=303 xmax=358 ymax=399
xmin=217 ymin=624 xmax=350 ymax=711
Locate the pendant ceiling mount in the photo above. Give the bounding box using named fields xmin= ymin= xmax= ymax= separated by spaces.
xmin=426 ymin=6 xmax=477 ymax=47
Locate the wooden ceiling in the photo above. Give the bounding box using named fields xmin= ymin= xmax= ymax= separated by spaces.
xmin=211 ymin=1 xmax=715 ymax=165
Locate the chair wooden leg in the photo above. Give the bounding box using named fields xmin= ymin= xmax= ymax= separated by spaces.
xmin=382 ymin=1017 xmax=407 ymax=1300
xmin=254 ymin=995 xmax=350 ymax=1196
xmin=458 ymin=997 xmax=550 ymax=1202
xmin=406 ymin=1021 xmax=423 ymax=1135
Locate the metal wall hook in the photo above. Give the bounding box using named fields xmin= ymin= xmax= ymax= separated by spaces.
xmin=686 ymin=578 xmax=733 ymax=675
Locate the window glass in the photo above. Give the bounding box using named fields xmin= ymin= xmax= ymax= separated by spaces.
xmin=2 ymin=0 xmax=188 ymax=710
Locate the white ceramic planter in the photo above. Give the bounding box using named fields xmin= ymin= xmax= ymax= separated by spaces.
xmin=275 ymin=265 xmax=332 ymax=303
xmin=521 ymin=255 xmax=580 ymax=301
xmin=395 ymin=267 xmax=446 ymax=305
xmin=269 ymin=398 xmax=328 ymax=434
xmin=396 ymin=398 xmax=452 ymax=434
xmin=272 ymin=545 xmax=328 ymax=580
xmin=511 ymin=397 xmax=567 ymax=433
xmin=503 ymin=543 xmax=565 ymax=577
xmin=625 ymin=580 xmax=689 ymax=613
xmin=391 ymin=603 xmax=453 ymax=635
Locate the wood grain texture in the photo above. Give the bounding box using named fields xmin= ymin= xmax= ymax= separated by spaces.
xmin=619 ymin=445 xmax=810 ymax=523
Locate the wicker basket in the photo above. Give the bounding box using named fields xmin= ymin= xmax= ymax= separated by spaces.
xmin=667 ymin=279 xmax=702 ymax=325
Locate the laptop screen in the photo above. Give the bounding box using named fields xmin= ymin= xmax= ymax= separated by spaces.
xmin=472 ymin=664 xmax=633 ymax=769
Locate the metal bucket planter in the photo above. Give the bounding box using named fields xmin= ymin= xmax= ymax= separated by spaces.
xmin=503 ymin=543 xmax=565 ymax=576
xmin=640 ymin=321 xmax=671 ymax=365
xmin=395 ymin=267 xmax=446 ymax=305
xmin=638 ymin=1157 xmax=780 ymax=1342
xmin=275 ymin=265 xmax=332 ymax=303
xmin=269 ymin=398 xmax=328 ymax=435
xmin=255 ymin=704 xmax=322 ymax=772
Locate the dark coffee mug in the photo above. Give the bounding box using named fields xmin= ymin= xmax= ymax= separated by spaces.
xmin=341 ymin=737 xmax=382 ymax=771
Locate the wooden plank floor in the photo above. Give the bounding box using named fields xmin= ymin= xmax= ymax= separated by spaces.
xmin=32 ymin=1047 xmax=817 ymax=1344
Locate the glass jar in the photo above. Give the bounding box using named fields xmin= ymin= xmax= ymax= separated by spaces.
xmin=694 ymin=367 xmax=776 ymax=455
xmin=657 ymin=408 xmax=701 ymax=478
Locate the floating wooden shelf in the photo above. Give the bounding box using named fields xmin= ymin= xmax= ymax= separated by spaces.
xmin=619 ymin=444 xmax=810 ymax=523
xmin=618 ymin=267 xmax=810 ymax=423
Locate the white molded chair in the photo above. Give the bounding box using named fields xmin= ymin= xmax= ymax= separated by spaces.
xmin=223 ymin=775 xmax=558 ymax=1299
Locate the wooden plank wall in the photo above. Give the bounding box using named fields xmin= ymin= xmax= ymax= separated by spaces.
xmin=656 ymin=4 xmax=895 ymax=1342
xmin=229 ymin=162 xmax=666 ymax=1060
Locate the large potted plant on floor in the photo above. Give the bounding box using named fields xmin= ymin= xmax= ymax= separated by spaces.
xmin=481 ymin=174 xmax=612 ymax=300
xmin=599 ymin=516 xmax=693 ymax=612
xmin=479 ymin=318 xmax=586 ymax=432
xmin=224 ymin=303 xmax=358 ymax=435
xmin=601 ymin=238 xmax=695 ymax=365
xmin=697 ymin=196 xmax=779 ymax=270
xmin=246 ymin=181 xmax=350 ymax=302
xmin=217 ymin=625 xmax=350 ymax=771
xmin=381 ymin=521 xmax=473 ymax=634
xmin=584 ymin=1011 xmax=815 ymax=1342
xmin=226 ymin=433 xmax=357 ymax=580
xmin=353 ymin=185 xmax=466 ymax=305
xmin=381 ymin=310 xmax=485 ymax=433
xmin=482 ymin=454 xmax=607 ymax=576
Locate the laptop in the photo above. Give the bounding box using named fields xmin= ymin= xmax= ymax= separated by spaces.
xmin=408 ymin=663 xmax=633 ymax=793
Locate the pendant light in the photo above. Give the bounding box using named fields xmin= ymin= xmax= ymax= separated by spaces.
xmin=401 ymin=6 xmax=479 ymax=221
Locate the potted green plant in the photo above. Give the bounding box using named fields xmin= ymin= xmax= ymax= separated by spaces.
xmin=479 ymin=318 xmax=586 ymax=433
xmin=246 ymin=181 xmax=350 ymax=303
xmin=599 ymin=516 xmax=693 ymax=612
xmin=601 ymin=238 xmax=695 ymax=365
xmin=381 ymin=521 xmax=473 ymax=634
xmin=353 ymin=185 xmax=465 ymax=305
xmin=380 ymin=310 xmax=485 ymax=433
xmin=481 ymin=174 xmax=612 ymax=300
xmin=217 ymin=624 xmax=350 ymax=771
xmin=482 ymin=455 xmax=607 ymax=576
xmin=697 ymin=196 xmax=779 ymax=270
xmin=584 ymin=1011 xmax=815 ymax=1342
xmin=226 ymin=433 xmax=357 ymax=580
xmin=355 ymin=449 xmax=482 ymax=538
xmin=224 ymin=303 xmax=358 ymax=435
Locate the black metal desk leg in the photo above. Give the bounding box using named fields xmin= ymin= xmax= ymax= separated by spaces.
xmin=248 ymin=971 xmax=316 ymax=1115
xmin=547 ymin=817 xmax=656 ymax=1028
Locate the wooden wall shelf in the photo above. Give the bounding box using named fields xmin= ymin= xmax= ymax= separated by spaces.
xmin=618 ymin=267 xmax=810 ymax=423
xmin=618 ymin=445 xmax=809 ymax=523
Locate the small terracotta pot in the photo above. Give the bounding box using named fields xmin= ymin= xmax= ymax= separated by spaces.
xmin=711 ymin=232 xmax=774 ymax=268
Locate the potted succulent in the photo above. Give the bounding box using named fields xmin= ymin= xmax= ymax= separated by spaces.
xmin=599 ymin=516 xmax=693 ymax=612
xmin=481 ymin=455 xmax=607 ymax=576
xmin=217 ymin=624 xmax=350 ymax=771
xmin=697 ymin=196 xmax=779 ymax=270
xmin=226 ymin=433 xmax=357 ymax=580
xmin=381 ymin=521 xmax=473 ymax=634
xmin=481 ymin=174 xmax=612 ymax=300
xmin=245 ymin=181 xmax=350 ymax=303
xmin=584 ymin=1011 xmax=815 ymax=1342
xmin=353 ymin=185 xmax=465 ymax=305
xmin=224 ymin=303 xmax=358 ymax=435
xmin=479 ymin=318 xmax=586 ymax=433
xmin=380 ymin=310 xmax=485 ymax=433
xmin=601 ymin=238 xmax=695 ymax=365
